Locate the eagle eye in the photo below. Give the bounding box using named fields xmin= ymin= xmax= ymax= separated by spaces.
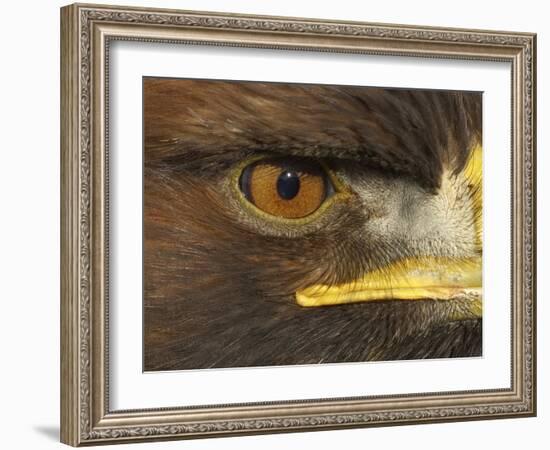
xmin=238 ymin=158 xmax=334 ymax=219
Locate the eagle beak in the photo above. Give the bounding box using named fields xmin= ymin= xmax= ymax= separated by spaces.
xmin=295 ymin=256 xmax=482 ymax=317
xmin=296 ymin=145 xmax=482 ymax=317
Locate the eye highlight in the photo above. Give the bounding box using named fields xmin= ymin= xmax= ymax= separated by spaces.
xmin=239 ymin=158 xmax=334 ymax=219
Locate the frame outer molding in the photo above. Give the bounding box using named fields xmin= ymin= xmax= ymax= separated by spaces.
xmin=61 ymin=4 xmax=80 ymax=446
xmin=60 ymin=3 xmax=536 ymax=446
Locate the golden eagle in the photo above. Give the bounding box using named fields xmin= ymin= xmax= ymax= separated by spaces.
xmin=143 ymin=78 xmax=482 ymax=371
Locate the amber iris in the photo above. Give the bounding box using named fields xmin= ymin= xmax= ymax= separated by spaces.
xmin=239 ymin=158 xmax=330 ymax=219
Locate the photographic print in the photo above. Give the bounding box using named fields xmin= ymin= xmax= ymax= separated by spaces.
xmin=143 ymin=78 xmax=483 ymax=371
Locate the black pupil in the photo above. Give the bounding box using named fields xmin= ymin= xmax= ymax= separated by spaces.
xmin=276 ymin=170 xmax=300 ymax=200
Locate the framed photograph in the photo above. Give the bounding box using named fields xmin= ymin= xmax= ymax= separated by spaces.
xmin=60 ymin=3 xmax=537 ymax=446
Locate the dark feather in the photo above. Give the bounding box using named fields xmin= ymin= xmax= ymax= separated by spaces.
xmin=144 ymin=78 xmax=482 ymax=190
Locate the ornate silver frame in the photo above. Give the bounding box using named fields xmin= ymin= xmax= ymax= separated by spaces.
xmin=60 ymin=3 xmax=536 ymax=446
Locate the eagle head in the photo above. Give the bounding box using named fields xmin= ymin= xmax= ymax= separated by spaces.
xmin=143 ymin=78 xmax=482 ymax=370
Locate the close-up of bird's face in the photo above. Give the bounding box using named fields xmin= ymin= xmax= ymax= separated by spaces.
xmin=143 ymin=78 xmax=483 ymax=371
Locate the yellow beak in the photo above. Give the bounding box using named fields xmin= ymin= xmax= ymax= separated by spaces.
xmin=296 ymin=256 xmax=481 ymax=307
